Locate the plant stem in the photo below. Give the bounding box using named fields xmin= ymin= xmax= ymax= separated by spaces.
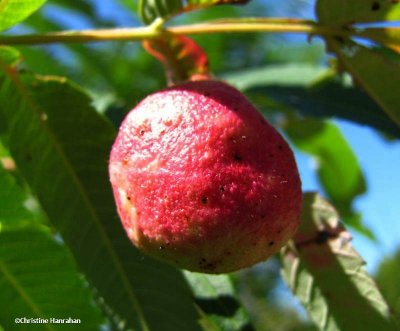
xmin=0 ymin=27 xmax=161 ymax=45
xmin=0 ymin=19 xmax=381 ymax=45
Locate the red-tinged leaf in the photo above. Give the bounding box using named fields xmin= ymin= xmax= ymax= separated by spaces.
xmin=139 ymin=0 xmax=251 ymax=25
xmin=143 ymin=34 xmax=209 ymax=85
xmin=281 ymin=193 xmax=398 ymax=331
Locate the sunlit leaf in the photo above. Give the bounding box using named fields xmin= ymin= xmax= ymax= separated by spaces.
xmin=281 ymin=192 xmax=398 ymax=331
xmin=330 ymin=41 xmax=400 ymax=127
xmin=0 ymin=228 xmax=104 ymax=330
xmin=143 ymin=34 xmax=209 ymax=85
xmin=0 ymin=46 xmax=203 ymax=331
xmin=316 ymin=0 xmax=400 ymax=126
xmin=139 ymin=0 xmax=251 ymax=24
xmin=375 ymin=249 xmax=400 ymax=316
xmin=0 ymin=0 xmax=47 ymax=32
xmin=360 ymin=27 xmax=400 ymax=54
xmin=316 ymin=0 xmax=400 ymax=24
xmin=223 ymin=64 xmax=327 ymax=91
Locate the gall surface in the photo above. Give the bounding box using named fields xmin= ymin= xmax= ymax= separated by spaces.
xmin=109 ymin=80 xmax=302 ymax=273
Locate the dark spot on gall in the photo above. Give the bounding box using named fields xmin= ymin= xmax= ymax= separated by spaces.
xmin=139 ymin=129 xmax=145 ymax=135
xmin=201 ymin=196 xmax=208 ymax=204
xmin=269 ymin=241 xmax=275 ymax=246
xmin=372 ymin=2 xmax=380 ymax=10
xmin=233 ymin=107 xmax=239 ymax=111
xmin=269 ymin=153 xmax=274 ymax=158
xmin=219 ymin=185 xmax=225 ymax=192
xmin=277 ymin=144 xmax=283 ymax=151
xmin=206 ymin=263 xmax=216 ymax=270
xmin=201 ymin=258 xmax=207 ymax=262
xmin=204 ymin=92 xmax=211 ymax=97
xmin=159 ymin=246 xmax=164 ymax=250
xmin=127 ymin=196 xmax=131 ymax=201
xmin=234 ymin=153 xmax=242 ymax=161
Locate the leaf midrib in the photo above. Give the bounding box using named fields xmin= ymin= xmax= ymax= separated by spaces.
xmin=0 ymin=261 xmax=55 ymax=331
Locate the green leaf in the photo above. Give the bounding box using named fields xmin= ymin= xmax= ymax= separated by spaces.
xmin=375 ymin=249 xmax=400 ymax=316
xmin=0 ymin=141 xmax=47 ymax=234
xmin=50 ymin=0 xmax=96 ymax=18
xmin=139 ymin=0 xmax=182 ymax=24
xmin=223 ymin=64 xmax=327 ymax=91
xmin=316 ymin=0 xmax=400 ymax=24
xmin=281 ymin=193 xmax=398 ymax=331
xmin=288 ymin=117 xmax=369 ymax=234
xmin=184 ymin=272 xmax=255 ymax=331
xmin=0 ymin=46 xmax=20 ymax=66
xmin=0 ymin=163 xmax=43 ymax=232
xmin=259 ymin=84 xmax=400 ymax=139
xmin=360 ymin=27 xmax=400 ymax=54
xmin=316 ymin=0 xmax=400 ymax=127
xmin=139 ymin=0 xmax=250 ymax=25
xmin=284 ymin=119 xmax=371 ymax=237
xmin=329 ymin=41 xmax=400 ymax=127
xmin=0 ymin=228 xmax=104 ymax=330
xmin=287 ymin=120 xmax=365 ymax=207
xmin=224 ymin=64 xmax=400 ymax=137
xmin=0 ymin=47 xmax=202 ymax=331
xmin=0 ymin=0 xmax=47 ymax=32
xmin=116 ymin=0 xmax=138 ymax=12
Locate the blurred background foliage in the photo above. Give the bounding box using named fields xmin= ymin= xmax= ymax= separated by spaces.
xmin=2 ymin=0 xmax=399 ymax=330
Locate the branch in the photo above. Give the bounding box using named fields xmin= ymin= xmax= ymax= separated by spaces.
xmin=0 ymin=19 xmax=393 ymax=45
